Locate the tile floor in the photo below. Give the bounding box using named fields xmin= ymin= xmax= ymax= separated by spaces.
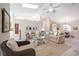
xmin=0 ymin=38 xmax=79 ymax=56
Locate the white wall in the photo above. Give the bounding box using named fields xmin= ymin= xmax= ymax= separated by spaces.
xmin=0 ymin=3 xmax=10 ymax=44
xmin=13 ymin=19 xmax=41 ymax=41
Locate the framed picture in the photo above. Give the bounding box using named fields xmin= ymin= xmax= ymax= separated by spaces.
xmin=29 ymin=27 xmax=32 ymax=30
xmin=15 ymin=24 xmax=19 ymax=34
xmin=36 ymin=27 xmax=37 ymax=30
xmin=2 ymin=8 xmax=10 ymax=33
xmin=33 ymin=27 xmax=35 ymax=30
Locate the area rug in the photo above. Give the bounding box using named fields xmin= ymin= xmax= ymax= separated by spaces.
xmin=35 ymin=41 xmax=71 ymax=56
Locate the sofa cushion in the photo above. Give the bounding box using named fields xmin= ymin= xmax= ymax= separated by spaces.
xmin=6 ymin=39 xmax=18 ymax=51
xmin=6 ymin=39 xmax=35 ymax=51
xmin=16 ymin=41 xmax=30 ymax=47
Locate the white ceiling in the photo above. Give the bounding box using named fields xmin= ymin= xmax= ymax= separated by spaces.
xmin=10 ymin=3 xmax=79 ymax=23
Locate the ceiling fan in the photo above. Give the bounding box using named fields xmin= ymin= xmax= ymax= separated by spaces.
xmin=43 ymin=3 xmax=61 ymax=13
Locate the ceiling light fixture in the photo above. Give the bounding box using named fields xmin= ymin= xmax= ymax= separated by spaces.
xmin=48 ymin=8 xmax=53 ymax=12
xmin=22 ymin=3 xmax=39 ymax=9
xmin=44 ymin=3 xmax=61 ymax=13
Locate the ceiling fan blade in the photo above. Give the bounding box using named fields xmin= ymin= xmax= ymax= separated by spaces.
xmin=54 ymin=5 xmax=61 ymax=8
xmin=49 ymin=3 xmax=53 ymax=6
xmin=71 ymin=3 xmax=76 ymax=5
xmin=53 ymin=9 xmax=56 ymax=13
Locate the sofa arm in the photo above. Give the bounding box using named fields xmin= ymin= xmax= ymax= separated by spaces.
xmin=1 ymin=40 xmax=35 ymax=56
xmin=11 ymin=48 xmax=36 ymax=56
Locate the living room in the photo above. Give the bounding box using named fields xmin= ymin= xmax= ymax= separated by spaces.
xmin=0 ymin=3 xmax=79 ymax=56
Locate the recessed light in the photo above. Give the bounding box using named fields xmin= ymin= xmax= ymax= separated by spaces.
xmin=22 ymin=3 xmax=39 ymax=9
